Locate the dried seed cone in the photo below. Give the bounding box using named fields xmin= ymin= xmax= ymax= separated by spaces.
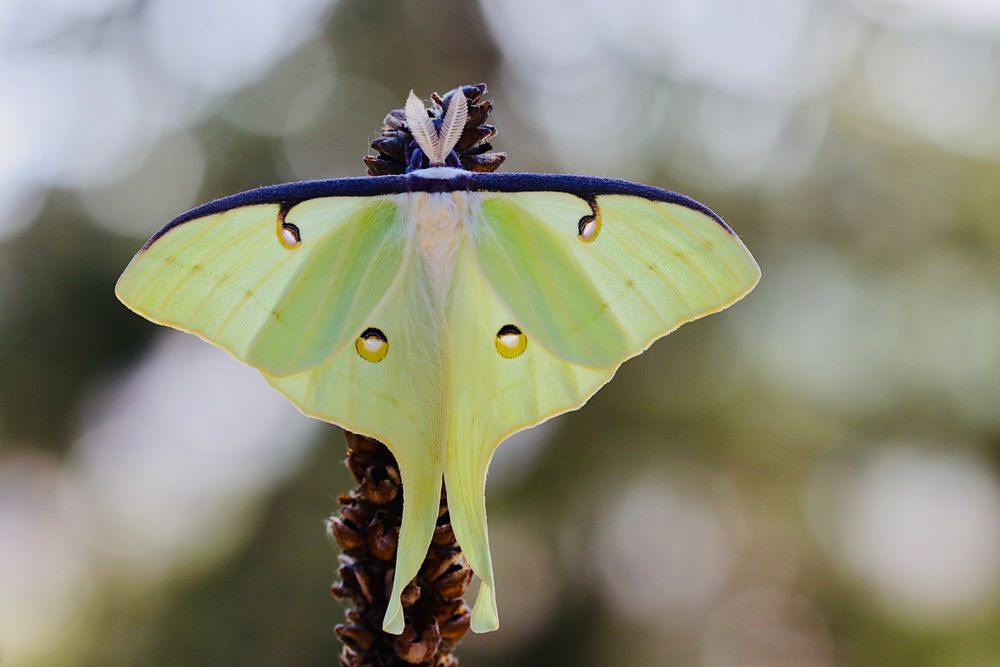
xmin=330 ymin=432 xmax=473 ymax=666
xmin=364 ymin=83 xmax=507 ymax=175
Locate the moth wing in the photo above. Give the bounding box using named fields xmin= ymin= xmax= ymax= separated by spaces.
xmin=472 ymin=191 xmax=760 ymax=368
xmin=445 ymin=188 xmax=759 ymax=631
xmin=115 ymin=196 xmax=406 ymax=376
xmin=264 ymin=234 xmax=448 ymax=636
xmin=443 ymin=234 xmax=616 ymax=632
xmin=119 ymin=190 xmax=447 ymax=636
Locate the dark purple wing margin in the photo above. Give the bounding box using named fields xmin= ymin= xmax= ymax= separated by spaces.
xmin=142 ymin=172 xmax=733 ymax=250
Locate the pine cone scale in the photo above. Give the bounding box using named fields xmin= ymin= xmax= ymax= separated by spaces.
xmin=331 ymin=433 xmax=473 ymax=666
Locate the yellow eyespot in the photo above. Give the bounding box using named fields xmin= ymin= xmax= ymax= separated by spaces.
xmin=577 ymin=199 xmax=601 ymax=242
xmin=276 ymin=206 xmax=301 ymax=249
xmin=356 ymin=327 xmax=388 ymax=363
xmin=495 ymin=324 xmax=527 ymax=359
xmin=278 ymin=222 xmax=301 ymax=249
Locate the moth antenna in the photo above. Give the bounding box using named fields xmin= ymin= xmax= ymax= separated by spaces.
xmin=404 ymin=90 xmax=442 ymax=165
xmin=439 ymin=88 xmax=469 ymax=162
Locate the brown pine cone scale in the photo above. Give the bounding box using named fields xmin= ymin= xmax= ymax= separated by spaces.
xmin=330 ymin=432 xmax=472 ymax=667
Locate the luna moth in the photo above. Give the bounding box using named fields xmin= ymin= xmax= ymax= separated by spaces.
xmin=115 ymin=87 xmax=760 ymax=635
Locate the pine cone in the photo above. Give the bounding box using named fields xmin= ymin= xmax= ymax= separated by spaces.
xmin=364 ymin=83 xmax=507 ymax=176
xmin=330 ymin=432 xmax=473 ymax=666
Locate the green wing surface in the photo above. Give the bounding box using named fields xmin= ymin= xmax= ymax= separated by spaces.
xmin=441 ymin=189 xmax=759 ymax=631
xmin=474 ymin=191 xmax=760 ymax=368
xmin=118 ymin=193 xmax=443 ymax=635
xmin=443 ymin=236 xmax=615 ymax=631
xmin=115 ymin=197 xmax=404 ymax=376
xmin=264 ymin=241 xmax=446 ymax=635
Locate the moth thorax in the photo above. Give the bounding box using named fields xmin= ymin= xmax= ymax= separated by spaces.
xmin=412 ymin=192 xmax=468 ymax=297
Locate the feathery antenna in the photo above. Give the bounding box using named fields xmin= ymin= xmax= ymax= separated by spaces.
xmin=403 ymin=88 xmax=471 ymax=167
xmin=439 ymin=90 xmax=468 ymax=163
xmin=404 ymin=91 xmax=442 ymax=165
xmin=365 ymin=83 xmax=506 ymax=175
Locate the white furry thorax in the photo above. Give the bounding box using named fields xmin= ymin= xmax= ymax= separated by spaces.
xmin=409 ymin=191 xmax=477 ymax=299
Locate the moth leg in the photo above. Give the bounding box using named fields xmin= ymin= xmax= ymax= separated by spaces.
xmin=382 ymin=444 xmax=444 ymax=635
xmin=444 ymin=441 xmax=500 ymax=633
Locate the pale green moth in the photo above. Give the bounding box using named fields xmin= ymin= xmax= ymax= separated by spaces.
xmin=116 ymin=87 xmax=760 ymax=635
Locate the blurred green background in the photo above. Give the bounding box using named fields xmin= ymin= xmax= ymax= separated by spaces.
xmin=2 ymin=0 xmax=1000 ymax=665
